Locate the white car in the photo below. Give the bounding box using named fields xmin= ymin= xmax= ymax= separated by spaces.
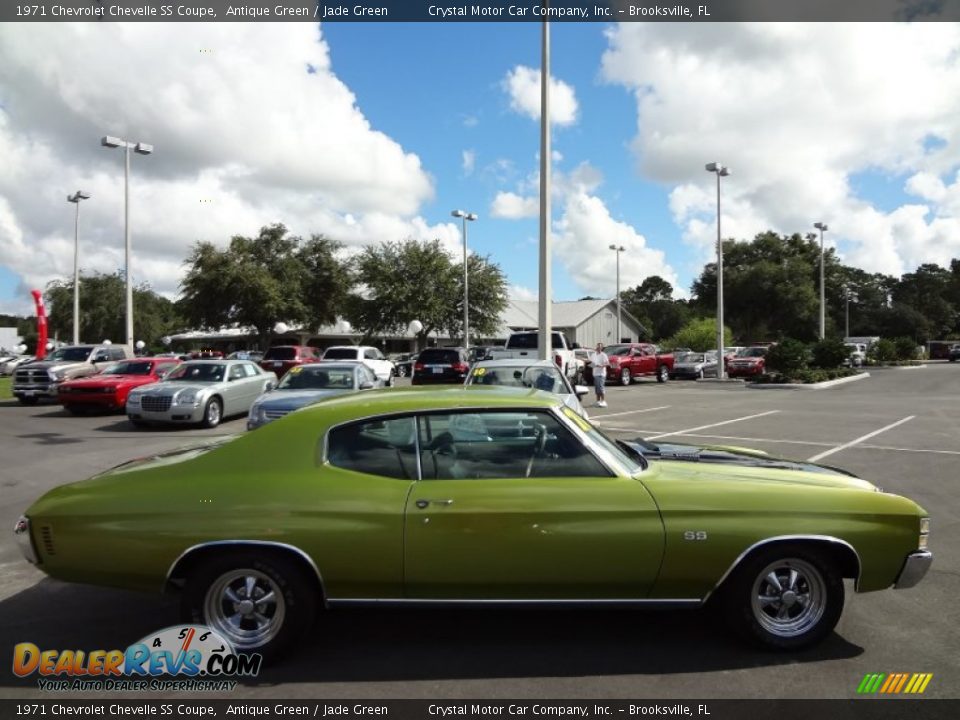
xmin=464 ymin=358 xmax=591 ymax=419
xmin=322 ymin=345 xmax=396 ymax=386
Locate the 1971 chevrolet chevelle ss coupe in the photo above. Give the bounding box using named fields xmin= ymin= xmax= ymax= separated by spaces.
xmin=14 ymin=388 xmax=931 ymax=658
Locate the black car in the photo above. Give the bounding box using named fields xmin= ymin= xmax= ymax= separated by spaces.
xmin=412 ymin=347 xmax=470 ymax=385
xmin=949 ymin=345 xmax=960 ymax=362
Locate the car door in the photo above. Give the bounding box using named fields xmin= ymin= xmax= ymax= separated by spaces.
xmin=404 ymin=409 xmax=664 ymax=600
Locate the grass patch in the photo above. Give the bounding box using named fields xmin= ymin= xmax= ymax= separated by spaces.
xmin=0 ymin=377 xmax=11 ymax=399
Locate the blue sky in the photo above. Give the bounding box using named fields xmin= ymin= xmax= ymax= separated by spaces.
xmin=1 ymin=22 xmax=958 ymax=317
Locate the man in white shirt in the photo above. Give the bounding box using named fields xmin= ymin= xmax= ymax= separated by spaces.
xmin=592 ymin=343 xmax=610 ymax=408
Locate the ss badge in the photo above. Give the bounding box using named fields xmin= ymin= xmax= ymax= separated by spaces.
xmin=683 ymin=530 xmax=708 ymax=541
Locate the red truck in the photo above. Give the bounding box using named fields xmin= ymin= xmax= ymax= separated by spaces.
xmin=602 ymin=343 xmax=675 ymax=385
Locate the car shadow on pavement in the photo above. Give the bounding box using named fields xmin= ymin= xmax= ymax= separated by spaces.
xmin=0 ymin=582 xmax=862 ymax=690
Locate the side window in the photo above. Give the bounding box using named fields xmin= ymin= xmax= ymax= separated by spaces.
xmin=327 ymin=416 xmax=417 ymax=480
xmin=418 ymin=410 xmax=611 ymax=480
xmin=242 ymin=363 xmax=258 ymax=377
xmin=364 ymin=348 xmax=377 ymax=360
xmin=111 ymin=348 xmax=126 ymax=361
xmin=229 ymin=365 xmax=245 ymax=381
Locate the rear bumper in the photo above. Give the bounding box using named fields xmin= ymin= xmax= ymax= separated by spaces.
xmin=894 ymin=551 xmax=932 ymax=589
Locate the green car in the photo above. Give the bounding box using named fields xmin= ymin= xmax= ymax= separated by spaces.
xmin=14 ymin=387 xmax=931 ymax=658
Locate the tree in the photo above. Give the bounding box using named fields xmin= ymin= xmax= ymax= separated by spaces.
xmin=178 ymin=224 xmax=351 ymax=347
xmin=44 ymin=272 xmax=182 ymax=347
xmin=620 ymin=276 xmax=691 ymax=341
xmin=666 ymin=317 xmax=732 ymax=352
xmin=346 ymin=239 xmax=508 ymax=348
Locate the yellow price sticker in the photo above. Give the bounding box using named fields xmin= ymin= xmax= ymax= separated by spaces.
xmin=289 ymin=366 xmax=303 ymax=375
xmin=473 ymin=367 xmax=487 ymax=376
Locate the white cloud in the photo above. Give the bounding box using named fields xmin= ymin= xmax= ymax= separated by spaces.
xmin=462 ymin=149 xmax=476 ymax=176
xmin=509 ymin=284 xmax=537 ymax=302
xmin=491 ymin=192 xmax=539 ymax=219
xmin=502 ymin=65 xmax=578 ymax=127
xmin=555 ymin=190 xmax=681 ymax=298
xmin=601 ymin=23 xmax=960 ymax=277
xmin=0 ymin=23 xmax=440 ymax=312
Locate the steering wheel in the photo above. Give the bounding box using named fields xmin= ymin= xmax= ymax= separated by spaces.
xmin=426 ymin=431 xmax=458 ymax=478
xmin=524 ymin=424 xmax=548 ymax=478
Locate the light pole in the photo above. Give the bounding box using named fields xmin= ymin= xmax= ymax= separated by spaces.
xmin=451 ymin=210 xmax=478 ymax=350
xmin=705 ymin=162 xmax=730 ymax=379
xmin=101 ymin=135 xmax=153 ymax=348
xmin=609 ymin=244 xmax=625 ymax=342
xmin=814 ymin=222 xmax=829 ymax=339
xmin=538 ymin=16 xmax=552 ymax=362
xmin=67 ymin=191 xmax=91 ymax=345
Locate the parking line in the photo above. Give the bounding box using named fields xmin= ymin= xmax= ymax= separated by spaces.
xmin=806 ymin=415 xmax=916 ymax=462
xmin=858 ymin=443 xmax=960 ymax=457
xmin=591 ymin=406 xmax=670 ymax=419
xmin=644 ymin=410 xmax=781 ymax=441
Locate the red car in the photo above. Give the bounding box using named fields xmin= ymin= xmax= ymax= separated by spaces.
xmin=260 ymin=345 xmax=321 ymax=377
xmin=57 ymin=358 xmax=180 ymax=414
xmin=725 ymin=346 xmax=770 ymax=377
xmin=603 ymin=343 xmax=675 ymax=385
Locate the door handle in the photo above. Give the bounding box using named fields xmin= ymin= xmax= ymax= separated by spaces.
xmin=415 ymin=499 xmax=454 ymax=509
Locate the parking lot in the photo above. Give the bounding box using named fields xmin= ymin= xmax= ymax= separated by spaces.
xmin=0 ymin=363 xmax=957 ymax=700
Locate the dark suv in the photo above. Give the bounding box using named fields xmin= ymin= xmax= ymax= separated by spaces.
xmin=412 ymin=347 xmax=470 ymax=385
xmin=260 ymin=345 xmax=321 ymax=377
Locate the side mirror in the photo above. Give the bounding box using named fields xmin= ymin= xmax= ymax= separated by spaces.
xmin=574 ymin=385 xmax=590 ymax=397
xmin=265 ymin=379 xmax=276 ymax=391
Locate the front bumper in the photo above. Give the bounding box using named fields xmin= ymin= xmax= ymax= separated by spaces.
xmin=13 ymin=383 xmax=58 ymax=399
xmin=894 ymin=550 xmax=933 ymax=589
xmin=127 ymin=403 xmax=205 ymax=424
xmin=13 ymin=516 xmax=38 ymax=565
xmin=727 ymin=365 xmax=763 ymax=377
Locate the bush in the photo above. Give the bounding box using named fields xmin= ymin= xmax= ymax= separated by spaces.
xmin=869 ymin=338 xmax=897 ymax=362
xmin=765 ymin=338 xmax=808 ymax=374
xmin=811 ymin=337 xmax=850 ymax=369
xmin=893 ymin=337 xmax=919 ymax=361
xmin=666 ymin=317 xmax=732 ymax=353
xmin=753 ymin=368 xmax=861 ymax=384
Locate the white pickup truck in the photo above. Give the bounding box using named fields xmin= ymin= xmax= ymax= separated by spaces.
xmin=488 ymin=331 xmax=581 ymax=379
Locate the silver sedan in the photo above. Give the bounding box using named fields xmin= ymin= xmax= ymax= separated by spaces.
xmin=126 ymin=360 xmax=275 ymax=428
xmin=464 ymin=358 xmax=591 ymax=418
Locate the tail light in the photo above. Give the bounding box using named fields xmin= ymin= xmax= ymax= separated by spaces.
xmin=452 ymin=362 xmax=469 ymax=373
xmin=414 ymin=363 xmax=424 ymax=372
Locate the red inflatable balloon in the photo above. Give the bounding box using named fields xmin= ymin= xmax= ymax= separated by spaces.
xmin=31 ymin=289 xmax=48 ymax=360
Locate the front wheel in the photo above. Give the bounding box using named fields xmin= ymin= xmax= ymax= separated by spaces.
xmin=200 ymin=397 xmax=222 ymax=428
xmin=722 ymin=546 xmax=844 ymax=650
xmin=396 ymin=365 xmax=408 ymax=378
xmin=657 ymin=365 xmax=669 ymax=383
xmin=181 ymin=552 xmax=317 ymax=660
xmin=620 ymin=367 xmax=632 ymax=386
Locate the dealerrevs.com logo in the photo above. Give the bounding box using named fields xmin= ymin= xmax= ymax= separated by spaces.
xmin=13 ymin=625 xmax=261 ymax=692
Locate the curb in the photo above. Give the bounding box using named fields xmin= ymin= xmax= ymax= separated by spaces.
xmin=747 ymin=372 xmax=870 ymax=391
xmin=694 ymin=378 xmax=746 ymax=389
xmin=896 ymin=364 xmax=928 ymax=370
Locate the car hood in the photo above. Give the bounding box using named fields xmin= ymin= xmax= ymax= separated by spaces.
xmin=19 ymin=360 xmax=85 ymax=372
xmin=627 ymin=439 xmax=878 ymax=491
xmin=63 ymin=374 xmax=150 ymax=388
xmin=134 ymin=381 xmax=219 ymax=395
xmin=255 ymin=388 xmax=353 ymax=409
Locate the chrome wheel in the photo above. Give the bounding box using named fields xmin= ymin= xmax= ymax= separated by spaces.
xmin=620 ymin=367 xmax=631 ymax=386
xmin=750 ymin=558 xmax=826 ymax=639
xmin=201 ymin=397 xmax=222 ymax=428
xmin=204 ymin=569 xmax=286 ymax=650
xmin=657 ymin=365 xmax=669 ymax=383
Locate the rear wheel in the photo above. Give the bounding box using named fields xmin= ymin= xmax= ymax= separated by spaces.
xmin=180 ymin=551 xmax=317 ymax=660
xmin=620 ymin=367 xmax=632 ymax=386
xmin=396 ymin=365 xmax=408 ymax=378
xmin=722 ymin=545 xmax=843 ymax=650
xmin=657 ymin=365 xmax=669 ymax=383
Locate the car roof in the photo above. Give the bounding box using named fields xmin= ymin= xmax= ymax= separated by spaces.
xmin=294 ymin=386 xmax=560 ymax=423
xmin=300 ymin=362 xmax=362 ymax=370
xmin=474 ymin=358 xmax=556 ymax=368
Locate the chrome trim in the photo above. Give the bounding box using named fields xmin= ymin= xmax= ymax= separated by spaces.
xmin=326 ymin=598 xmax=701 ymax=609
xmin=164 ymin=540 xmax=326 ymax=602
xmin=13 ymin=515 xmax=38 ymax=565
xmin=894 ymin=550 xmax=932 ymax=589
xmin=702 ymin=534 xmax=862 ymax=602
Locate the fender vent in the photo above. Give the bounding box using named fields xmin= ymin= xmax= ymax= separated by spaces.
xmin=40 ymin=525 xmax=55 ymax=556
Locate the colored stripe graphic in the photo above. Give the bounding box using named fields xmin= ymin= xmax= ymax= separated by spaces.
xmin=857 ymin=673 xmax=932 ymax=694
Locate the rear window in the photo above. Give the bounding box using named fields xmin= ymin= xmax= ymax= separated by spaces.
xmin=264 ymin=347 xmax=297 ymax=360
xmin=103 ymin=361 xmax=153 ymax=375
xmin=508 ymin=332 xmax=564 ymax=350
xmin=323 ymin=348 xmax=359 ymax=360
xmin=419 ymin=349 xmax=462 ymax=364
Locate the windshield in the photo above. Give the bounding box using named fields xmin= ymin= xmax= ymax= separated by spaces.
xmin=678 ymin=353 xmax=705 ymax=363
xmin=264 ymin=347 xmax=297 ymax=360
xmin=470 ymin=365 xmax=566 ymax=393
xmin=560 ymin=407 xmax=646 ymax=475
xmin=605 ymin=346 xmax=633 ymax=356
xmin=740 ymin=348 xmax=767 ymax=358
xmin=164 ymin=363 xmax=225 ymax=383
xmin=101 ymin=361 xmax=154 ymax=376
xmin=46 ymin=347 xmax=93 ymax=362
xmin=278 ymin=365 xmax=355 ymax=390
xmin=323 ymin=347 xmax=359 ymax=360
